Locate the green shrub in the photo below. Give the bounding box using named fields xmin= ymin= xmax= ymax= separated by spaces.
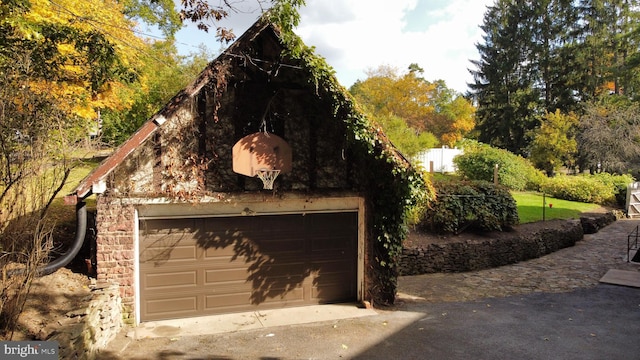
xmin=540 ymin=173 xmax=634 ymax=206
xmin=591 ymin=172 xmax=635 ymax=207
xmin=454 ymin=140 xmax=545 ymax=191
xmin=422 ymin=180 xmax=519 ymax=234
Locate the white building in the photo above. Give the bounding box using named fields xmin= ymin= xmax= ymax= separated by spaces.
xmin=413 ymin=147 xmax=463 ymax=173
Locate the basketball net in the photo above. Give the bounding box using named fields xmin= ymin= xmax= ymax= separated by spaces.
xmin=256 ymin=169 xmax=280 ymax=190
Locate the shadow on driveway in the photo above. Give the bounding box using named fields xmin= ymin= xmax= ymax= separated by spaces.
xmin=99 ymin=284 xmax=640 ymax=359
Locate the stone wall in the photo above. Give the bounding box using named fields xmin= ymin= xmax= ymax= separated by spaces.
xmin=399 ymin=213 xmax=617 ymax=276
xmin=49 ymin=282 xmax=122 ymax=360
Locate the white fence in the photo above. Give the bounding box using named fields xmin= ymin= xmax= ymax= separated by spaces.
xmin=413 ymin=147 xmax=463 ymax=173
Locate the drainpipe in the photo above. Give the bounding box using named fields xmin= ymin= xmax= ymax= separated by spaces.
xmin=39 ymin=201 xmax=88 ymax=276
xmin=8 ymin=201 xmax=88 ymax=277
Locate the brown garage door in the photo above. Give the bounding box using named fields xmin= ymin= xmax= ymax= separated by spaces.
xmin=139 ymin=212 xmax=358 ymax=321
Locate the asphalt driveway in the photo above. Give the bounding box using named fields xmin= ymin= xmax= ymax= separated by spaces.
xmin=100 ymin=284 xmax=639 ymax=359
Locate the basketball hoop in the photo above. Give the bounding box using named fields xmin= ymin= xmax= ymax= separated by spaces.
xmin=256 ymin=169 xmax=280 ymax=190
xmin=232 ymin=132 xmax=291 ymax=190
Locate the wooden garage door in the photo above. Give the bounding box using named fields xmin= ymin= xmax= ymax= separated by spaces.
xmin=139 ymin=212 xmax=358 ymax=321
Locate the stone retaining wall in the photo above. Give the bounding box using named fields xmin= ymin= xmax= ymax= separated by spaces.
xmin=400 ymin=212 xmax=617 ymax=276
xmin=49 ymin=282 xmax=122 ymax=360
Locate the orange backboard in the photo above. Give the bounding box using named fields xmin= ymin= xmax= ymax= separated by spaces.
xmin=232 ymin=132 xmax=292 ymax=177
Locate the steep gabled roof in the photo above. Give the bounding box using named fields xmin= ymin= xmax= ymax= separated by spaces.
xmin=67 ymin=18 xmax=410 ymax=201
xmin=68 ymin=21 xmax=270 ymax=200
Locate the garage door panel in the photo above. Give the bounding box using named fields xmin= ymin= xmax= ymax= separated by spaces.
xmin=203 ymin=217 xmax=305 ymax=235
xmin=205 ymin=268 xmax=249 ymax=284
xmin=144 ymin=270 xmax=198 ymax=289
xmin=202 ymin=255 xmax=241 ymax=264
xmin=142 ymin=234 xmax=196 ymax=246
xmin=312 ymin=283 xmax=354 ymax=302
xmin=258 ymin=287 xmax=306 ymax=303
xmin=140 ymin=212 xmax=358 ymax=321
xmin=197 ymin=232 xmax=245 ymax=252
xmin=202 ymin=242 xmax=246 ymax=257
xmin=200 ymin=239 xmax=306 ymax=258
xmin=203 ymin=286 xmax=306 ymax=310
xmin=310 ymin=236 xmax=352 ymax=252
xmin=313 ymin=270 xmax=355 ymax=285
xmin=247 ymin=275 xmax=307 ymax=301
xmin=308 ymin=213 xmax=356 ymax=231
xmin=143 ymin=218 xmax=198 ymax=233
xmin=248 ymin=216 xmax=306 ymax=231
xmin=140 ymin=244 xmax=197 ymax=264
xmin=202 ymin=280 xmax=253 ymax=296
xmin=311 ymin=257 xmax=353 ymax=270
xmin=204 ymin=292 xmax=251 ymax=309
xmin=248 ymin=261 xmax=306 ymax=278
xmin=253 ymin=238 xmax=305 ymax=254
xmin=145 ymin=296 xmax=198 ymax=316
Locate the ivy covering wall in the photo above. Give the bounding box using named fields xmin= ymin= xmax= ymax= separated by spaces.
xmin=269 ymin=15 xmax=435 ymax=302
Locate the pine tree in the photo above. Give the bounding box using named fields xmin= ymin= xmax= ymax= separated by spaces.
xmin=469 ymin=0 xmax=540 ymax=155
xmin=469 ymin=0 xmax=640 ymax=157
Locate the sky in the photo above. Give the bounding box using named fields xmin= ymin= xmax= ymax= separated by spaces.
xmin=172 ymin=0 xmax=496 ymax=94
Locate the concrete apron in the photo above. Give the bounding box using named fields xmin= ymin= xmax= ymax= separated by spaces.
xmin=130 ymin=303 xmax=377 ymax=339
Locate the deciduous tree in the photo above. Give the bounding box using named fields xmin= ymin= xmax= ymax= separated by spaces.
xmin=101 ymin=43 xmax=213 ymax=145
xmin=577 ymin=96 xmax=640 ymax=174
xmin=372 ymin=114 xmax=438 ymax=158
xmin=528 ymin=109 xmax=578 ymax=175
xmin=350 ymin=65 xmax=474 ymax=149
xmin=3 ymin=0 xmax=148 ymax=122
xmin=179 ymin=0 xmax=305 ymax=42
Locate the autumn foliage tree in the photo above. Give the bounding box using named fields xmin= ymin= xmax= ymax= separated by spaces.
xmin=428 ymin=80 xmax=476 ymax=147
xmin=0 ymin=0 xmax=178 ymax=337
xmin=350 ymin=65 xmax=475 ymax=152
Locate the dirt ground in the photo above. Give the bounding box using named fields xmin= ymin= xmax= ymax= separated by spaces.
xmin=1 ymin=267 xmax=92 ymax=341
xmin=404 ymin=220 xmax=564 ymax=247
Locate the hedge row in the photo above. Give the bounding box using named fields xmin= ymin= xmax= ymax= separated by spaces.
xmin=540 ymin=173 xmax=634 ymax=206
xmin=453 ymin=140 xmax=634 ymax=206
xmin=421 ymin=180 xmax=519 ymax=234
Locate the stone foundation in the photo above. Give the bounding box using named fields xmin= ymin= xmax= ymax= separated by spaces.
xmin=49 ymin=282 xmax=122 ymax=360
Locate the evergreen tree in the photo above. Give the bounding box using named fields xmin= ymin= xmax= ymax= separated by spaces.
xmin=469 ymin=1 xmax=540 ymax=155
xmin=470 ymin=0 xmax=640 ymax=157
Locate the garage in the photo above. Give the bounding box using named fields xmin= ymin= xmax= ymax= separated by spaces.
xmin=138 ymin=212 xmax=358 ymax=321
xmin=68 ymin=18 xmax=423 ymax=324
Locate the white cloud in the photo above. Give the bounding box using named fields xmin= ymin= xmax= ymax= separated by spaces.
xmin=174 ymin=0 xmax=495 ymax=93
xmin=295 ymin=0 xmax=495 ymax=93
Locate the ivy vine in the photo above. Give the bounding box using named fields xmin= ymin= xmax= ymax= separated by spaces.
xmin=267 ymin=9 xmax=435 ymax=304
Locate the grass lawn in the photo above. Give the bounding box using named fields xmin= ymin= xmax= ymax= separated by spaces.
xmin=513 ymin=191 xmax=602 ymax=223
xmin=49 ymin=156 xmax=102 ymax=226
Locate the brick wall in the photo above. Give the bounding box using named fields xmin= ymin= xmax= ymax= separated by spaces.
xmin=96 ymin=196 xmax=136 ymax=322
